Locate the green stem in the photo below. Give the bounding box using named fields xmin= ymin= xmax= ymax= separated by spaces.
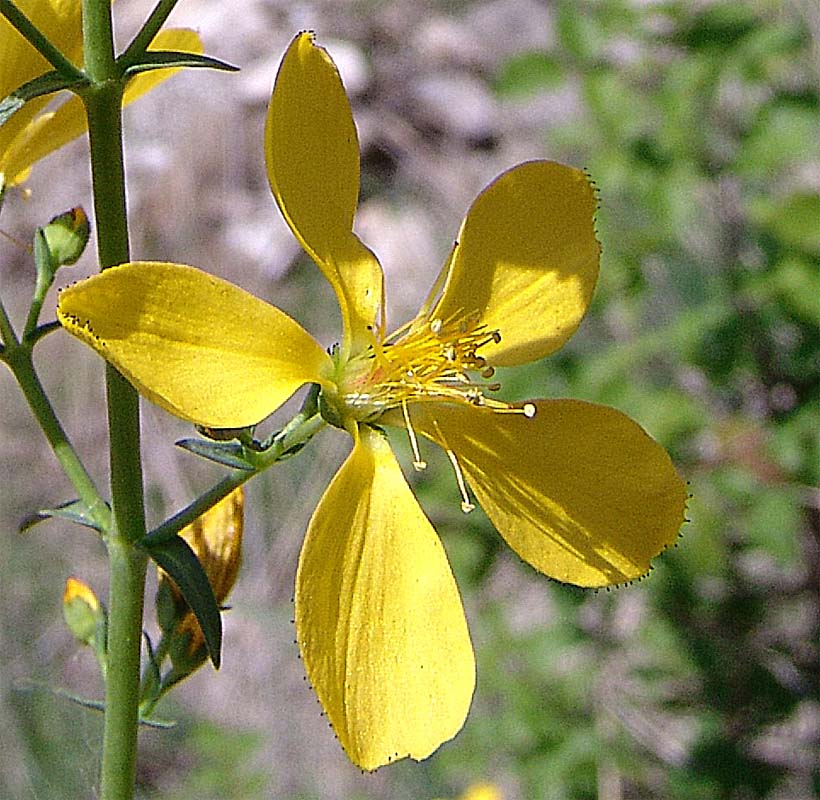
xmin=82 ymin=1 xmax=146 ymax=798
xmin=0 ymin=295 xmax=16 ymax=350
xmin=99 ymin=539 xmax=148 ymax=798
xmin=0 ymin=0 xmax=85 ymax=82
xmin=145 ymin=412 xmax=326 ymax=546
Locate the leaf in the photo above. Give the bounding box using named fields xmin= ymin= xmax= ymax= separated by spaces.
xmin=16 ymin=682 xmax=175 ymax=728
xmin=121 ymin=51 xmax=239 ymax=77
xmin=0 ymin=70 xmax=86 ymax=127
xmin=20 ymin=499 xmax=107 ymax=533
xmin=141 ymin=535 xmax=222 ymax=669
xmin=176 ymin=438 xmax=257 ymax=470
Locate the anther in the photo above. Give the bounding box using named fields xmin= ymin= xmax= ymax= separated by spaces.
xmin=494 ymin=402 xmax=537 ymax=416
xmin=430 ymin=318 xmax=442 ymax=334
xmin=401 ymin=400 xmax=427 ymax=470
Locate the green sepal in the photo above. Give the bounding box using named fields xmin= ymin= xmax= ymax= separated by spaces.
xmin=0 ymin=70 xmax=87 ymax=126
xmin=121 ymin=50 xmax=239 ymax=77
xmin=93 ymin=607 xmax=109 ymax=676
xmin=141 ymin=630 xmax=163 ymax=705
xmin=165 ymin=628 xmax=207 ymax=685
xmin=63 ymin=589 xmax=103 ymax=647
xmin=141 ymin=535 xmax=222 ymax=669
xmin=176 ymin=437 xmax=256 ymax=470
xmin=20 ymin=498 xmax=108 ymax=533
xmin=155 ymin=577 xmax=180 ymax=634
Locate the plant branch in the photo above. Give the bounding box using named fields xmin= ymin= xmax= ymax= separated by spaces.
xmin=118 ymin=0 xmax=180 ymax=69
xmin=144 ymin=411 xmax=326 ymax=547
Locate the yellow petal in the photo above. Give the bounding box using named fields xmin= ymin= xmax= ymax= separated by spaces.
xmin=1 ymin=28 xmax=203 ymax=185
xmin=429 ymin=161 xmax=600 ymax=366
xmin=0 ymin=0 xmax=83 ymax=98
xmin=57 ymin=262 xmax=332 ymax=427
xmin=295 ymin=426 xmax=475 ymax=770
xmin=177 ymin=487 xmax=244 ymax=606
xmin=412 ymin=400 xmax=686 ymax=587
xmin=265 ymin=32 xmax=383 ymax=357
xmin=1 ymin=102 xmax=85 ymax=185
xmin=0 ymin=0 xmax=84 ymax=183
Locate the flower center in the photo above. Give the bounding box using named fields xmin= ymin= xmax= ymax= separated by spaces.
xmin=336 ymin=312 xmax=535 ymax=423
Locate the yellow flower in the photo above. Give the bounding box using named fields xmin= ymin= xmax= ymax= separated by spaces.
xmin=437 ymin=783 xmax=503 ymax=800
xmin=460 ymin=785 xmax=503 ymax=800
xmin=0 ymin=0 xmax=203 ymax=186
xmin=57 ymin=32 xmax=686 ymax=771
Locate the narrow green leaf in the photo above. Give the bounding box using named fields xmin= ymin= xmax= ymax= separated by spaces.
xmin=142 ymin=535 xmax=222 ymax=668
xmin=176 ymin=437 xmax=256 ymax=470
xmin=121 ymin=50 xmax=239 ymax=77
xmin=20 ymin=498 xmax=107 ymax=533
xmin=15 ymin=682 xmax=175 ymax=728
xmin=138 ymin=714 xmax=177 ymax=730
xmin=0 ymin=70 xmax=86 ymax=126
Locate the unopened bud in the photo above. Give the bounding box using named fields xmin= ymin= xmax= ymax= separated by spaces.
xmin=158 ymin=487 xmax=244 ymax=676
xmin=42 ymin=207 xmax=90 ymax=267
xmin=62 ymin=577 xmax=102 ymax=647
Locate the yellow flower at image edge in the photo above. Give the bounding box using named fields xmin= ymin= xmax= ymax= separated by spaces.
xmin=0 ymin=0 xmax=203 ymax=186
xmin=57 ymin=32 xmax=687 ymax=771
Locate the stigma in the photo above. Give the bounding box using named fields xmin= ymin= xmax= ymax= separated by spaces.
xmin=338 ymin=313 xmax=537 ymax=422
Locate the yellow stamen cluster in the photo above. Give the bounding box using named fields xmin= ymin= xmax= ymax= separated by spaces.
xmin=340 ymin=313 xmax=535 ymax=422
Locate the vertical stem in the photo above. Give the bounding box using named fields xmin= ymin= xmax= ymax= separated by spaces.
xmin=82 ymin=1 xmax=146 ymax=798
xmin=100 ymin=540 xmax=148 ymax=798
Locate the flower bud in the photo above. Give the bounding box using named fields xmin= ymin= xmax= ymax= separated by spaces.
xmin=42 ymin=207 xmax=90 ymax=268
xmin=157 ymin=487 xmax=244 ymax=677
xmin=62 ymin=577 xmax=103 ymax=647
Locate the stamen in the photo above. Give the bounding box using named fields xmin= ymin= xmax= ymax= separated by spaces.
xmin=445 ymin=448 xmax=475 ymax=513
xmin=339 ymin=308 xmax=527 ymax=424
xmin=401 ymin=400 xmax=426 ymax=470
xmin=431 ymin=419 xmax=474 ymax=513
xmin=493 ymin=402 xmax=537 ymax=417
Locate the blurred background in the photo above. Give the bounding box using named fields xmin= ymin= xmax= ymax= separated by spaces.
xmin=1 ymin=0 xmax=819 ymax=797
